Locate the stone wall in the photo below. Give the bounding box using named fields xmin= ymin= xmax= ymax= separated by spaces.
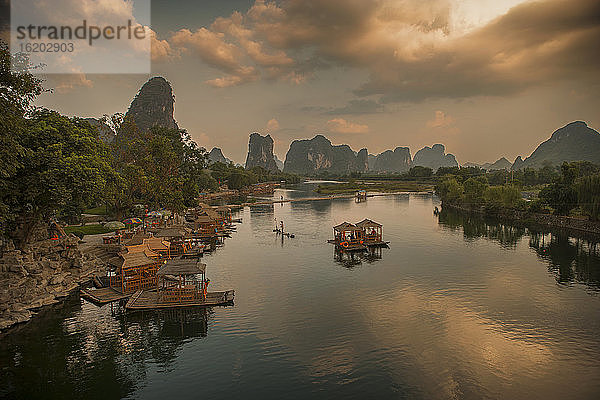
xmin=0 ymin=236 xmax=106 ymax=331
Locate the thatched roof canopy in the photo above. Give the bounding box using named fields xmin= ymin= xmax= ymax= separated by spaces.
xmin=115 ymin=251 xmax=157 ymax=268
xmin=198 ymin=208 xmax=220 ymax=220
xmin=333 ymin=222 xmax=361 ymax=231
xmin=356 ymin=219 xmax=382 ymax=228
xmin=124 ymin=243 xmax=159 ymax=259
xmin=143 ymin=237 xmax=170 ymax=250
xmin=195 ymin=215 xmax=216 ymax=224
xmin=124 ymin=232 xmax=150 ymax=246
xmin=158 ymin=259 xmax=206 ymax=276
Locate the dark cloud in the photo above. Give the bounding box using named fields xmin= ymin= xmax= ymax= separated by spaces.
xmin=301 ymin=99 xmax=384 ymax=115
xmin=356 ymin=0 xmax=600 ymax=101
xmin=167 ymin=0 xmax=600 ymax=101
xmin=326 ymin=99 xmax=385 ymax=114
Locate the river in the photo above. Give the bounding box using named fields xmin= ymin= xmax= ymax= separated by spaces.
xmin=2 ymin=183 xmax=599 ymax=399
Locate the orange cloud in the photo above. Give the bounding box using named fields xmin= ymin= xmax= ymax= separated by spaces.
xmin=427 ymin=110 xmax=455 ymax=128
xmin=47 ymin=72 xmax=93 ymax=94
xmin=267 ymin=118 xmax=280 ymax=131
xmin=150 ymin=30 xmax=178 ymax=62
xmin=165 ymin=0 xmax=600 ymax=99
xmin=326 ymin=118 xmax=369 ymax=134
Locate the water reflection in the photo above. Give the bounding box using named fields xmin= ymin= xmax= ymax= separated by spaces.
xmin=0 ymin=296 xmax=213 ymax=400
xmin=437 ymin=208 xmax=526 ymax=248
xmin=333 ymin=247 xmax=385 ymax=269
xmin=438 ymin=208 xmax=600 ymax=290
xmin=529 ymin=232 xmax=600 ymax=289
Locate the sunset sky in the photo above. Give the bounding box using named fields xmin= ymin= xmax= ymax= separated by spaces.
xmin=13 ymin=0 xmax=600 ymax=164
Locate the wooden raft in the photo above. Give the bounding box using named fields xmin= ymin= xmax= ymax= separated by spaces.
xmin=365 ymin=241 xmax=390 ymax=248
xmin=80 ymin=287 xmax=130 ymax=305
xmin=125 ymin=289 xmax=235 ymax=310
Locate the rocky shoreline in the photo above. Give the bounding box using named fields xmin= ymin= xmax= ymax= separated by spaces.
xmin=443 ymin=203 xmax=600 ymax=238
xmin=0 ymin=235 xmax=106 ymax=332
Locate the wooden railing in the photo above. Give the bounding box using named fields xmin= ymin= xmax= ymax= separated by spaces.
xmin=110 ymin=264 xmax=160 ymax=294
xmin=160 ymin=287 xmax=202 ymax=303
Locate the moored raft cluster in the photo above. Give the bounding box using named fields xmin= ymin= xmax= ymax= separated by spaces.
xmin=80 ymin=202 xmax=238 ymax=309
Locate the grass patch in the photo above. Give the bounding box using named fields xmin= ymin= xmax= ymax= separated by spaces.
xmin=315 ymin=181 xmax=430 ymax=195
xmin=64 ymin=224 xmax=114 ymax=237
xmin=84 ymin=205 xmax=109 ymax=215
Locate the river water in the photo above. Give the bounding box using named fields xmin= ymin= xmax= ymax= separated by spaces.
xmin=2 ymin=183 xmax=600 ymax=399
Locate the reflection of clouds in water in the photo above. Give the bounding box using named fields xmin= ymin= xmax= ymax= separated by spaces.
xmin=358 ymin=284 xmax=597 ymax=400
xmin=307 ymin=344 xmax=356 ymax=379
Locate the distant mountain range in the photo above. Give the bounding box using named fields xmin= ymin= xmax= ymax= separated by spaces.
xmin=369 ymin=147 xmax=412 ymax=173
xmin=88 ymin=77 xmax=600 ymax=175
xmin=464 ymin=157 xmax=512 ymax=171
xmin=283 ymin=135 xmax=369 ymax=174
xmin=511 ymin=121 xmax=600 ymax=169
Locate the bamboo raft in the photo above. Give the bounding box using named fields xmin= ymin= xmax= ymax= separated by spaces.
xmin=365 ymin=241 xmax=390 ymax=248
xmin=80 ymin=287 xmax=130 ymax=305
xmin=327 ymin=239 xmax=367 ymax=251
xmin=125 ymin=289 xmax=235 ymax=310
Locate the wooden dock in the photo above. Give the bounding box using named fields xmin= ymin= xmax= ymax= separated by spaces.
xmin=80 ymin=287 xmax=130 ymax=305
xmin=125 ymin=289 xmax=235 ymax=310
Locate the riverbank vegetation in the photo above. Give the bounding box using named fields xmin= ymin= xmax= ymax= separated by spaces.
xmin=0 ymin=44 xmax=300 ymax=246
xmin=209 ymin=163 xmax=301 ymax=190
xmin=435 ymin=161 xmax=600 ymax=221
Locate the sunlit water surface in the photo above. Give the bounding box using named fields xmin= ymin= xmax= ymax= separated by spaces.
xmin=2 ymin=183 xmax=600 ymax=399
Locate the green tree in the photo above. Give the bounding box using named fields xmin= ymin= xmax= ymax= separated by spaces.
xmin=0 ymin=42 xmax=43 ymax=233
xmin=409 ymin=166 xmax=433 ymax=177
xmin=5 ymin=111 xmax=112 ymax=243
xmin=463 ymin=176 xmax=488 ymax=205
xmin=436 ymin=178 xmax=464 ymax=205
xmin=482 ymin=185 xmax=521 ymax=209
xmin=576 ymin=174 xmax=600 ymax=220
xmin=539 ymin=162 xmax=579 ymax=215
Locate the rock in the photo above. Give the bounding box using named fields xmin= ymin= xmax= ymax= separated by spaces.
xmin=479 ymin=157 xmax=511 ymax=171
xmin=10 ymin=303 xmax=27 ymax=313
xmin=23 ymin=261 xmax=43 ymax=274
xmin=512 ymin=156 xmax=525 ymax=171
xmin=9 ymin=264 xmax=28 ymax=276
xmin=0 ymin=319 xmax=13 ymax=330
xmin=0 ymin=234 xmax=103 ymax=332
xmin=207 ymin=147 xmax=232 ymax=164
xmin=123 ymin=76 xmax=178 ymax=133
xmin=124 ymin=77 xmax=178 ymax=132
xmin=84 ymin=117 xmax=116 ymax=143
xmin=245 ymin=133 xmax=280 ymax=172
xmin=274 ymin=154 xmax=284 ymax=171
xmin=412 ymin=144 xmax=458 ymax=171
xmin=50 ymin=273 xmax=66 ymax=286
xmin=283 ymin=135 xmax=369 ymax=175
xmin=371 ymin=147 xmax=412 ymax=173
xmin=512 ymin=121 xmax=600 ymax=169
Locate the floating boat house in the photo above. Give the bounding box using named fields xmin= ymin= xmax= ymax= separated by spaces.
xmin=108 ymin=250 xmax=161 ymax=294
xmin=157 ymin=259 xmax=208 ymax=303
xmin=332 ymin=222 xmax=367 ymax=251
xmin=125 ymin=258 xmax=235 ymax=310
xmin=355 ymin=219 xmax=387 ymax=246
